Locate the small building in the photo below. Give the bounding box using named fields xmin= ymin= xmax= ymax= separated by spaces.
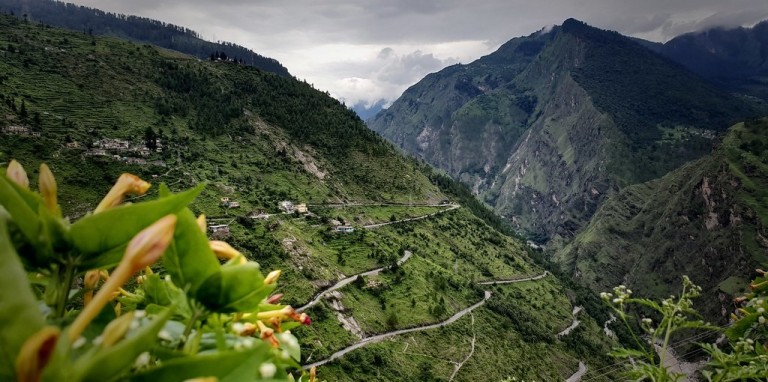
xmin=208 ymin=224 xmax=230 ymax=234
xmin=85 ymin=149 xmax=108 ymax=156
xmin=334 ymin=225 xmax=355 ymax=234
xmin=279 ymin=201 xmax=295 ymax=213
xmin=248 ymin=210 xmax=269 ymax=219
xmin=220 ymin=197 xmax=240 ymax=208
xmin=296 ymin=203 xmax=308 ymax=214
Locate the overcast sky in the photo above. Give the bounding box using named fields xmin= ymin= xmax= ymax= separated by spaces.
xmin=70 ymin=0 xmax=768 ymax=109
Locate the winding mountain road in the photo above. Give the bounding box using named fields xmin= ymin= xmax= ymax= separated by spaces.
xmin=363 ymin=204 xmax=460 ymax=229
xmin=557 ymin=306 xmax=583 ymax=338
xmin=477 ymin=271 xmax=550 ymax=285
xmin=296 ymin=250 xmax=413 ymax=312
xmin=303 ymin=291 xmax=492 ymax=370
xmin=301 ymin=271 xmax=552 ymax=370
xmin=565 ymin=361 xmax=588 ymax=382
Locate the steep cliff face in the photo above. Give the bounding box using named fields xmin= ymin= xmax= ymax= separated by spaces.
xmin=554 ymin=119 xmax=768 ymax=320
xmin=370 ymin=19 xmax=758 ymax=241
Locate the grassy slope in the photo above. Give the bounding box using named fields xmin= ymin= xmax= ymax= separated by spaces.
xmin=0 ymin=16 xmax=620 ymax=380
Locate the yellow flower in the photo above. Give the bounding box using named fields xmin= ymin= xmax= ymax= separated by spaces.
xmin=94 ymin=173 xmax=151 ymax=213
xmin=6 ymin=159 xmax=29 ymax=189
xmin=68 ymin=215 xmax=176 ymax=342
xmin=15 ymin=326 xmax=59 ymax=382
xmin=38 ymin=164 xmax=58 ymax=213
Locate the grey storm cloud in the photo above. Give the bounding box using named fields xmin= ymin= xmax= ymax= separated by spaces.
xmin=70 ymin=0 xmax=768 ymax=106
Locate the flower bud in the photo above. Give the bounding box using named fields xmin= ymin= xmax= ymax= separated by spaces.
xmin=259 ymin=362 xmax=276 ymax=378
xmin=7 ymin=159 xmax=29 ymax=189
xmin=15 ymin=326 xmax=59 ymax=382
xmin=38 ymin=164 xmax=58 ymax=213
xmin=310 ymin=366 xmax=317 ymax=382
xmin=123 ymin=215 xmax=177 ymax=272
xmin=94 ymin=173 xmax=151 ymax=213
xmin=266 ymin=294 xmax=284 ymax=304
xmin=210 ymin=241 xmax=245 ymax=264
xmin=196 ymin=214 xmax=206 ymax=233
xmin=83 ymin=270 xmax=101 ymax=307
xmin=264 ymin=270 xmax=282 ymax=285
xmin=290 ymin=311 xmax=312 ymax=326
xmin=69 ymin=215 xmax=176 ymax=342
xmin=256 ymin=321 xmax=279 ymax=348
xmin=101 ymin=312 xmax=134 ymax=348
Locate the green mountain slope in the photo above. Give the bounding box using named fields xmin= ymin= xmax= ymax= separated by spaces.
xmin=554 ymin=118 xmax=768 ymax=320
xmin=641 ymin=20 xmax=768 ymax=101
xmin=370 ymin=18 xmax=762 ymax=242
xmin=0 ymin=15 xmax=619 ymax=381
xmin=0 ymin=0 xmax=290 ymax=76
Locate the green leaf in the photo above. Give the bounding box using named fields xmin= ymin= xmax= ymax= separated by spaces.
xmin=0 ymin=213 xmax=46 ymax=380
xmin=726 ymin=313 xmax=759 ymax=341
xmin=126 ymin=346 xmax=270 ymax=382
xmin=163 ymin=208 xmax=219 ymax=295
xmin=196 ymin=263 xmax=275 ymax=313
xmin=70 ymin=184 xmax=204 ymax=257
xmin=157 ymin=183 xmax=172 ymax=198
xmin=31 ymin=205 xmax=71 ymax=269
xmin=79 ymin=244 xmax=127 ymax=270
xmin=142 ymin=275 xmax=191 ymax=319
xmin=0 ymin=175 xmax=40 ymax=243
xmin=276 ymin=332 xmax=300 ymax=362
xmin=71 ymin=308 xmax=173 ymax=382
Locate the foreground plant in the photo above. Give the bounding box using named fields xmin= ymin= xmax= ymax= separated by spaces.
xmin=0 ymin=160 xmax=314 ymax=381
xmin=602 ymin=276 xmax=717 ymax=381
xmin=700 ymin=270 xmax=768 ymax=381
xmin=604 ymin=274 xmax=768 ymax=381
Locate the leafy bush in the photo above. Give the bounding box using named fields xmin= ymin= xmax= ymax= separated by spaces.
xmin=0 ymin=160 xmax=315 ymax=381
xmin=603 ymin=274 xmax=768 ymax=381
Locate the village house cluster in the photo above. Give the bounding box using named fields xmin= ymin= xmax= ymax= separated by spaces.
xmin=2 ymin=125 xmax=41 ymax=137
xmin=81 ymin=138 xmax=166 ymax=167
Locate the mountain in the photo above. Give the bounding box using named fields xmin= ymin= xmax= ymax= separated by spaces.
xmin=0 ymin=14 xmax=619 ymax=381
xmin=350 ymin=99 xmax=387 ymax=122
xmin=642 ymin=20 xmax=768 ymax=101
xmin=554 ymin=118 xmax=768 ymax=320
xmin=369 ymin=18 xmax=762 ymax=243
xmin=0 ymin=0 xmax=290 ymax=76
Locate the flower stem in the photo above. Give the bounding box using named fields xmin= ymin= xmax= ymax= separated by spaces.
xmin=54 ymin=262 xmax=76 ymax=318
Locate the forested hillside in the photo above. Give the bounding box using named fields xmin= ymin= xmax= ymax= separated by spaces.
xmin=0 ymin=14 xmax=620 ymax=381
xmin=0 ymin=0 xmax=290 ymax=76
xmin=554 ymin=118 xmax=768 ymax=321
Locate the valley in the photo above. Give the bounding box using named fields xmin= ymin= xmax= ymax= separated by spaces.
xmin=0 ymin=13 xmax=617 ymax=381
xmin=1 ymin=2 xmax=767 ymax=381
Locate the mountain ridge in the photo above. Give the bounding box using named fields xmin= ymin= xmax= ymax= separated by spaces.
xmin=0 ymin=0 xmax=290 ymax=76
xmin=369 ymin=18 xmax=761 ymax=242
xmin=0 ymin=13 xmax=619 ymax=380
